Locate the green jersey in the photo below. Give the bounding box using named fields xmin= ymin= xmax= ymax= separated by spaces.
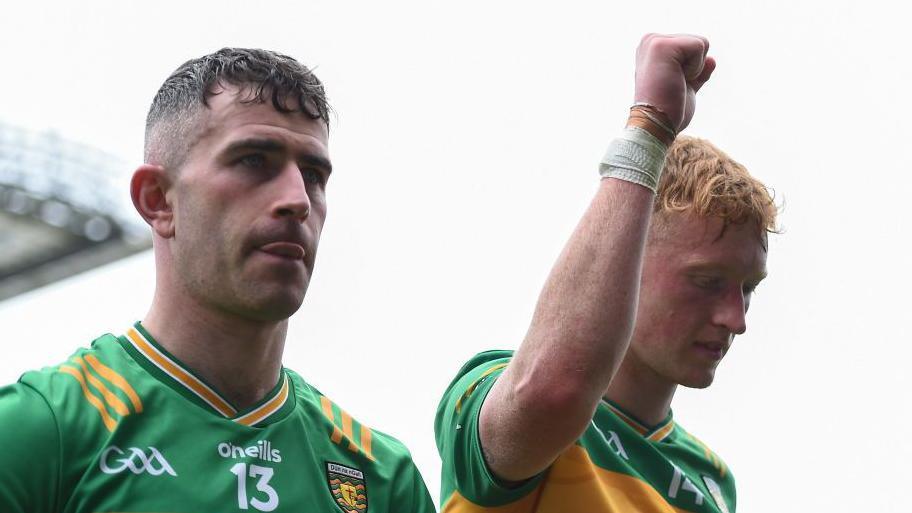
xmin=0 ymin=323 xmax=434 ymax=513
xmin=435 ymin=351 xmax=736 ymax=513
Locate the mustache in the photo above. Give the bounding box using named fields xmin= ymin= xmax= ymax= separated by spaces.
xmin=247 ymin=221 xmax=311 ymax=250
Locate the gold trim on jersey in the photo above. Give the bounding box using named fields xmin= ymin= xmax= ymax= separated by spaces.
xmin=126 ymin=327 xmax=238 ymax=418
xmin=604 ymin=402 xmax=649 ymax=435
xmin=455 ymin=363 xmax=509 ymax=414
xmin=647 ymin=420 xmax=676 ymax=443
xmin=58 ymin=355 xmax=143 ymax=432
xmin=319 ymin=395 xmax=376 ymax=461
xmin=235 ymin=374 xmax=290 ymax=426
xmin=603 ymin=401 xmax=675 ymax=443
xmin=443 ymin=445 xmax=697 ymax=513
xmin=126 ymin=326 xmax=291 ymax=426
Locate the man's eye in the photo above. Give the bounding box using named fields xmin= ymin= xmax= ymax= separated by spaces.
xmin=692 ymin=276 xmax=723 ymax=291
xmin=238 ymin=154 xmax=267 ymax=168
xmin=301 ymin=168 xmax=325 ymax=185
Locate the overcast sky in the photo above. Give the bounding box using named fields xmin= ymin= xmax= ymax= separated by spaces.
xmin=2 ymin=1 xmax=910 ymax=511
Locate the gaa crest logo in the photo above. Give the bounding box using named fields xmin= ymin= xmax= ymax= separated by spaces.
xmin=326 ymin=462 xmax=368 ymax=513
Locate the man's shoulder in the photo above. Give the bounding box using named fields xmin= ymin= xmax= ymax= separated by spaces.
xmin=18 ymin=332 xmax=137 ymax=400
xmin=445 ymin=349 xmax=514 ymax=394
xmin=590 ymin=405 xmax=735 ymax=480
xmin=284 ymin=369 xmax=419 ymax=468
xmin=436 ymin=349 xmax=513 ymax=418
xmin=455 ymin=349 xmax=515 ymax=377
xmin=0 ymin=331 xmax=138 ymax=489
xmin=669 ymin=421 xmax=735 ymax=482
xmin=13 ymin=331 xmax=147 ymax=435
xmin=281 ymin=369 xmax=433 ymax=510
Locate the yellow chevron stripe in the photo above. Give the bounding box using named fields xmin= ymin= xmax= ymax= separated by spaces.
xmin=455 ymin=363 xmax=508 ymax=414
xmin=320 ymin=395 xmax=345 ymax=444
xmin=59 ymin=365 xmax=117 ymax=432
xmin=235 ymin=375 xmax=289 ymax=426
xmin=341 ymin=410 xmax=359 ymax=453
xmin=360 ymin=425 xmax=374 ymax=461
xmin=127 ymin=328 xmax=236 ymax=417
xmin=72 ymin=357 xmax=130 ymax=416
xmin=83 ymin=354 xmax=143 ymax=413
xmin=319 ymin=396 xmax=375 ymax=461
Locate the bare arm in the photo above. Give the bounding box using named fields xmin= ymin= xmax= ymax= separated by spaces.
xmin=478 ymin=34 xmax=716 ymax=482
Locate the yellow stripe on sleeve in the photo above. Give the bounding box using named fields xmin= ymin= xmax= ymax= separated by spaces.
xmin=84 ymin=353 xmax=143 ymax=413
xmin=341 ymin=411 xmax=358 ymax=453
xmin=360 ymin=425 xmax=374 ymax=461
xmin=319 ymin=396 xmax=376 ymax=461
xmin=59 ymin=365 xmax=118 ymax=432
xmin=72 ymin=357 xmax=130 ymax=416
xmin=455 ymin=363 xmax=508 ymax=414
xmin=320 ymin=395 xmax=344 ymax=444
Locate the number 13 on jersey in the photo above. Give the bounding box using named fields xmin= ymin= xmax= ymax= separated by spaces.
xmin=230 ymin=463 xmax=279 ymax=511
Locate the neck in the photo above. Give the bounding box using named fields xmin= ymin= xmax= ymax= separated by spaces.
xmin=143 ymin=289 xmax=287 ymax=411
xmin=605 ymin=353 xmax=677 ymax=426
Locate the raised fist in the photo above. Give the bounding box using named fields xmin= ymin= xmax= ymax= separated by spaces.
xmin=634 ymin=34 xmax=716 ymax=133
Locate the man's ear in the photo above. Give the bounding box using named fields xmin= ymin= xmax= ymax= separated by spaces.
xmin=131 ymin=164 xmax=174 ymax=239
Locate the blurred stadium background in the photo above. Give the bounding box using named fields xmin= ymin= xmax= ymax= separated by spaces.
xmin=0 ymin=120 xmax=150 ymax=303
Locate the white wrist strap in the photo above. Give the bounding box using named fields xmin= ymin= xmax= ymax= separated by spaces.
xmin=598 ymin=126 xmax=668 ymax=192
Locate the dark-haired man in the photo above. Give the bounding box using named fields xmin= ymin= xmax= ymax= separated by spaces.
xmin=0 ymin=48 xmax=434 ymax=513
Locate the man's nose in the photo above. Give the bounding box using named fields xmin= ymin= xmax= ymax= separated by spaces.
xmin=271 ymin=163 xmax=311 ymax=222
xmin=712 ymin=287 xmax=747 ymax=336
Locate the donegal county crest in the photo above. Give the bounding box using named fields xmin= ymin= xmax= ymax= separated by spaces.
xmin=327 ymin=462 xmax=368 ymax=513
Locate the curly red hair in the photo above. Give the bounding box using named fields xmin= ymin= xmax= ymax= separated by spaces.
xmin=654 ymin=136 xmax=778 ymax=237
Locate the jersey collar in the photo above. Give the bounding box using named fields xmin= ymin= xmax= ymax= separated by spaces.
xmin=601 ymin=399 xmax=676 ymax=443
xmin=121 ymin=322 xmax=294 ymax=427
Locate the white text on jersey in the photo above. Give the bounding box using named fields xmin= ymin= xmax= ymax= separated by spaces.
xmin=218 ymin=440 xmax=282 ymax=463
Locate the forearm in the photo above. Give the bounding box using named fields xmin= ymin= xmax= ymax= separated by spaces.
xmin=481 ymin=177 xmax=654 ymax=481
xmin=478 ymin=33 xmax=715 ymax=483
xmin=521 ymin=178 xmax=653 ymax=389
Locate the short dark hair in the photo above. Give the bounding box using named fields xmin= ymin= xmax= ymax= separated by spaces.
xmin=144 ymin=47 xmax=331 ymax=170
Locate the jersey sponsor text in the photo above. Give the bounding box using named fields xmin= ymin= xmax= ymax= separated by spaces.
xmin=218 ymin=440 xmax=283 ymax=463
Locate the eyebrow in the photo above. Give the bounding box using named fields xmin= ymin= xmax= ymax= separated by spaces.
xmin=684 ymin=261 xmax=768 ymax=281
xmin=222 ymin=138 xmax=333 ymax=174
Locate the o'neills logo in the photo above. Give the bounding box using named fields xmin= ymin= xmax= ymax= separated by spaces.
xmin=217 ymin=440 xmax=282 ymax=463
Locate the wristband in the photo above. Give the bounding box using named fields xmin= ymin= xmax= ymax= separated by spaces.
xmin=598 ymin=126 xmax=668 ymax=192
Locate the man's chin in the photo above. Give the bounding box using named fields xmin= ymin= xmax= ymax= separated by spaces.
xmin=250 ymin=301 xmax=305 ymax=322
xmin=235 ymin=287 xmax=308 ymax=322
xmin=678 ymin=369 xmax=717 ymax=389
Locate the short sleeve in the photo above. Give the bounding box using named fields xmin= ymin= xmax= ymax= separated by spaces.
xmin=434 ymin=351 xmax=543 ymax=509
xmin=0 ymin=382 xmax=60 ymax=513
xmin=394 ymin=455 xmax=436 ymax=513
